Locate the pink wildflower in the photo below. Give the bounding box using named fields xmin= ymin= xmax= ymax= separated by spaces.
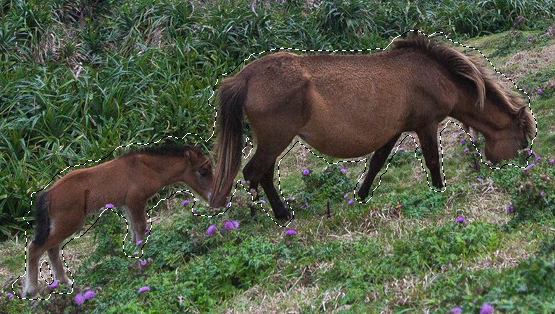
xmin=83 ymin=290 xmax=95 ymax=300
xmin=74 ymin=294 xmax=85 ymax=306
xmin=138 ymin=286 xmax=150 ymax=294
xmin=285 ymin=229 xmax=298 ymax=236
xmin=206 ymin=225 xmax=216 ymax=236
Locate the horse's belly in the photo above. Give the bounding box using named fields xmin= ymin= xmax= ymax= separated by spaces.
xmin=298 ymin=125 xmax=397 ymax=158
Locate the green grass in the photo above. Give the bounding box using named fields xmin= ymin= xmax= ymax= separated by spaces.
xmin=1 ymin=0 xmax=555 ymax=312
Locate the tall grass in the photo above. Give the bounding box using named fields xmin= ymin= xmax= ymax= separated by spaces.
xmin=1 ymin=0 xmax=555 ymax=239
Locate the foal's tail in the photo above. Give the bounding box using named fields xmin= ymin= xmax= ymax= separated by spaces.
xmin=393 ymin=31 xmax=486 ymax=110
xmin=33 ymin=191 xmax=51 ymax=246
xmin=210 ymin=74 xmax=249 ymax=207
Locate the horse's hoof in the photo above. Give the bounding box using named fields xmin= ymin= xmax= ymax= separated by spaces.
xmin=275 ymin=210 xmax=291 ymax=221
xmin=357 ymin=190 xmax=368 ymax=201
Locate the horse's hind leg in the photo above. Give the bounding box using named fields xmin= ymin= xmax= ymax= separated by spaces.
xmin=47 ymin=245 xmax=71 ymax=286
xmin=416 ymin=124 xmax=444 ymax=189
xmin=358 ymin=134 xmax=401 ymax=200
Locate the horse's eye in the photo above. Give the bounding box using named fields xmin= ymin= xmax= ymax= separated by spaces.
xmin=198 ymin=168 xmax=210 ymax=177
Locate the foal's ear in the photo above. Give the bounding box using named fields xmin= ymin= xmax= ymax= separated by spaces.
xmin=517 ymin=107 xmax=527 ymax=127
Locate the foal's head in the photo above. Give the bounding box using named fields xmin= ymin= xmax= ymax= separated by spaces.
xmin=484 ymin=106 xmax=531 ymax=164
xmin=181 ymin=146 xmax=214 ymax=202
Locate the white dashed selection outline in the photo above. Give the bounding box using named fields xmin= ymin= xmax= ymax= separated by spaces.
xmin=13 ymin=29 xmax=537 ymax=300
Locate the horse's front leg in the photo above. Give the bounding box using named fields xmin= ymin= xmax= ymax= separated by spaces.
xmin=416 ymin=124 xmax=444 ymax=189
xmin=243 ymin=151 xmax=290 ymax=220
xmin=358 ymin=134 xmax=401 ymax=201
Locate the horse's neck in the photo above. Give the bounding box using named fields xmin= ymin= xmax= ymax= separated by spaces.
xmin=137 ymin=155 xmax=184 ymax=188
xmin=451 ymin=99 xmax=512 ymax=140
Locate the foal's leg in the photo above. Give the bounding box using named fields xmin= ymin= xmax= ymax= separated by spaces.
xmin=25 ymin=216 xmax=84 ymax=297
xmin=358 ymin=134 xmax=401 ymax=201
xmin=47 ymin=245 xmax=72 ymax=285
xmin=416 ymin=124 xmax=444 ymax=189
xmin=126 ymin=200 xmax=147 ymax=246
xmin=24 ymin=242 xmax=48 ymax=297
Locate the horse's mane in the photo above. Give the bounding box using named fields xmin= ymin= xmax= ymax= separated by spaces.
xmin=392 ymin=32 xmax=535 ymax=140
xmin=122 ymin=143 xmax=203 ymax=158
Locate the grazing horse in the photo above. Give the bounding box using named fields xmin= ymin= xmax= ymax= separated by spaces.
xmin=210 ymin=31 xmax=534 ymax=220
xmin=24 ymin=144 xmax=213 ymax=297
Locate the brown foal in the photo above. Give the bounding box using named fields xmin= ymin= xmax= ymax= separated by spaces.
xmin=24 ymin=144 xmax=213 ymax=297
xmin=210 ymin=31 xmax=534 ymax=220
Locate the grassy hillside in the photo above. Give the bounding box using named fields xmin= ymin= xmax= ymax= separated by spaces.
xmin=1 ymin=0 xmax=555 ymax=312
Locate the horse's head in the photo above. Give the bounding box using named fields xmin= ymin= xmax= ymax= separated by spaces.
xmin=182 ymin=148 xmax=214 ymax=202
xmin=484 ymin=107 xmax=530 ymax=164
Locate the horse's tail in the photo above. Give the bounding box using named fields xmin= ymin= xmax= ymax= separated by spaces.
xmin=392 ymin=31 xmax=486 ymax=110
xmin=33 ymin=191 xmax=51 ymax=246
xmin=210 ymin=74 xmax=249 ymax=207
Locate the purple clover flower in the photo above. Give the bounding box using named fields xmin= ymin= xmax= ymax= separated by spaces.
xmin=463 ymin=148 xmax=469 ymax=153
xmin=135 ymin=240 xmax=143 ymax=246
xmin=83 ymin=290 xmax=95 ymax=300
xmin=181 ymin=200 xmax=190 ymax=207
xmin=224 ymin=221 xmax=235 ymax=231
xmin=537 ymin=89 xmax=543 ymax=95
xmin=285 ymin=229 xmax=298 ymax=236
xmin=480 ymin=303 xmax=494 ymax=314
xmin=74 ymin=293 xmax=85 ymax=306
xmin=450 ymin=307 xmax=462 ymax=314
xmin=506 ymin=204 xmax=514 ymax=214
xmin=348 ymin=199 xmax=354 ymax=205
xmin=549 ymin=159 xmax=555 ymax=165
xmin=540 ymin=190 xmax=546 ymax=198
xmin=6 ymin=292 xmax=14 ymax=299
xmin=138 ymin=286 xmax=150 ymax=294
xmin=47 ymin=281 xmax=58 ymax=289
xmin=144 ymin=228 xmax=150 ymax=235
xmin=226 ymin=202 xmax=232 ymax=208
xmin=477 ymin=177 xmax=483 ymax=183
xmin=192 ymin=209 xmax=198 ymax=215
xmin=460 ymin=139 xmax=465 ymax=145
xmin=524 ymin=148 xmax=531 ymax=155
xmin=232 ymin=220 xmax=240 ymax=229
xmin=343 ymin=193 xmax=348 ymax=199
xmin=105 ymin=203 xmax=114 ymax=209
xmin=340 ymin=168 xmax=347 ymax=174
xmin=455 ymin=216 xmax=465 ymax=223
xmin=525 ymin=163 xmax=535 ymax=170
xmin=302 ymin=168 xmax=311 ymax=176
xmin=260 ymin=199 xmax=266 ymax=204
xmin=140 ymin=259 xmax=148 ymax=267
xmin=206 ymin=225 xmax=216 ymax=236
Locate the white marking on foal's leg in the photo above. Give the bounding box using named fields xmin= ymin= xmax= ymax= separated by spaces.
xmin=122 ymin=206 xmax=136 ymax=244
xmin=24 ymin=245 xmax=39 ymax=296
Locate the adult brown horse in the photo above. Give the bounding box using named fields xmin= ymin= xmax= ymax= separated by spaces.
xmin=24 ymin=144 xmax=213 ymax=297
xmin=210 ymin=31 xmax=535 ymax=220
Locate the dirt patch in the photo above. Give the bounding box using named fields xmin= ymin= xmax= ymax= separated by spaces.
xmin=502 ymin=42 xmax=555 ymax=85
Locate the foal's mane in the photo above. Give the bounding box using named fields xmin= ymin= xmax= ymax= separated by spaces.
xmin=392 ymin=32 xmax=535 ymax=140
xmin=122 ymin=143 xmax=203 ymax=159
